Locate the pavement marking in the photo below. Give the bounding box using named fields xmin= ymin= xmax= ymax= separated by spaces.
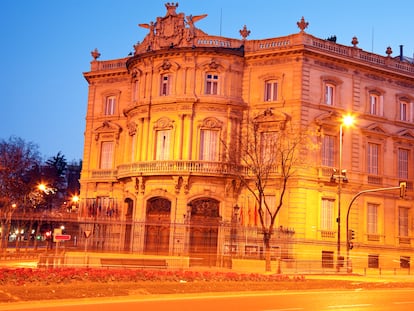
xmin=262 ymin=309 xmax=303 ymax=311
xmin=394 ymin=301 xmax=414 ymax=304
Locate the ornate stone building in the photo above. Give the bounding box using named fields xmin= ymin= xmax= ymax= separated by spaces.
xmin=79 ymin=3 xmax=414 ymax=271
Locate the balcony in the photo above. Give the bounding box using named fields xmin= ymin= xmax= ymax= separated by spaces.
xmin=116 ymin=160 xmax=242 ymax=179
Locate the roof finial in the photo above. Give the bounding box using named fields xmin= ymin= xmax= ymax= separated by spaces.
xmin=297 ymin=16 xmax=309 ymax=33
xmin=239 ymin=25 xmax=251 ymax=40
xmin=91 ymin=48 xmax=101 ymax=60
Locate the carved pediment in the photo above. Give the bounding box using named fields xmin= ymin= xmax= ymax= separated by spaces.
xmin=395 ymin=129 xmax=414 ymax=141
xmin=94 ymin=121 xmax=122 ymax=141
xmin=200 ymin=117 xmax=222 ymax=129
xmin=361 ymin=123 xmax=389 ymax=139
xmin=154 ymin=117 xmax=174 ymax=130
xmin=314 ymin=111 xmax=341 ymax=127
xmin=254 ymin=108 xmax=291 ymax=131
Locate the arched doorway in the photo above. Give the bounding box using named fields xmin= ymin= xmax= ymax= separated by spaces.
xmin=124 ymin=198 xmax=133 ymax=252
xmin=189 ymin=198 xmax=220 ymax=266
xmin=144 ymin=197 xmax=171 ymax=255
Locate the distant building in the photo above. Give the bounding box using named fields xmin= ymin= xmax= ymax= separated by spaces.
xmin=79 ymin=3 xmax=414 ymax=271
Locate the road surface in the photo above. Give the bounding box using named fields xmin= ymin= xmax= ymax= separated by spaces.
xmin=2 ymin=288 xmax=414 ymax=311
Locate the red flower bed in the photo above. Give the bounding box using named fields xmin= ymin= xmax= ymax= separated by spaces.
xmin=0 ymin=267 xmax=305 ymax=286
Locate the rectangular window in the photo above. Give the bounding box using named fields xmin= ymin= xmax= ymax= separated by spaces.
xmin=398 ymin=148 xmax=409 ymax=179
xmin=322 ymin=251 xmax=334 ymax=269
xmin=321 ymin=135 xmax=335 ymax=167
xmin=325 ymin=84 xmax=335 ymax=105
xmin=367 ymin=143 xmax=379 ymax=175
xmin=321 ymin=198 xmax=334 ymax=230
xmin=399 ymin=207 xmax=409 ymax=237
xmin=400 ymin=101 xmax=408 ymax=121
xmin=263 ymin=195 xmax=276 ymax=227
xmin=205 ymin=74 xmax=219 ymax=95
xmin=400 ymin=256 xmax=410 ymax=269
xmin=369 ymin=94 xmax=379 ymax=115
xmin=100 ymin=141 xmax=114 ymax=169
xmin=133 ymin=80 xmax=139 ymax=101
xmin=367 ymin=203 xmax=378 ymax=234
xmin=199 ymin=129 xmax=219 ymax=161
xmin=104 ymin=96 xmax=116 ymax=115
xmin=368 ymin=254 xmax=379 ymax=268
xmin=265 ymin=81 xmax=278 ymax=101
xmin=160 ymin=75 xmax=170 ymax=96
xmin=260 ymin=131 xmax=278 ymax=164
xmin=155 ymin=130 xmax=171 ymax=160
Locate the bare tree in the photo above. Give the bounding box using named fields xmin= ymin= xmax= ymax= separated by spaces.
xmin=226 ymin=109 xmax=311 ymax=272
xmin=0 ymin=136 xmax=41 ymax=251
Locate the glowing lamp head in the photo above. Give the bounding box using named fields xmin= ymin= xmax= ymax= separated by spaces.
xmin=342 ymin=114 xmax=355 ymax=127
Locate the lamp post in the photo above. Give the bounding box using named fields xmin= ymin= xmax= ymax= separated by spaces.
xmin=334 ymin=115 xmax=354 ymax=272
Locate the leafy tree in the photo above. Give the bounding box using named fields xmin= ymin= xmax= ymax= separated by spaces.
xmin=226 ymin=109 xmax=312 ymax=272
xmin=0 ymin=136 xmax=41 ymax=250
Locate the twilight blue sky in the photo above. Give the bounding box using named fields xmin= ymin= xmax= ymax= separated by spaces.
xmin=1 ymin=0 xmax=413 ymax=162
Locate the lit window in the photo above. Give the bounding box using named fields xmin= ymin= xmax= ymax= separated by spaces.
xmin=104 ymin=96 xmax=116 ymax=115
xmin=325 ymin=83 xmax=335 ymax=106
xmin=399 ymin=207 xmax=409 ymax=237
xmin=160 ymin=74 xmax=170 ymax=96
xmin=321 ymin=135 xmax=335 ymax=167
xmin=199 ymin=129 xmax=219 ymax=161
xmin=155 ymin=129 xmax=171 ymax=160
xmin=264 ymin=80 xmax=278 ymax=102
xmin=205 ymin=73 xmax=219 ymax=95
xmin=398 ymin=148 xmax=409 ymax=179
xmin=321 ymin=198 xmax=334 ymax=230
xmin=367 ymin=203 xmax=378 ymax=234
xmin=367 ymin=143 xmax=379 ymax=175
xmin=100 ymin=141 xmax=114 ymax=169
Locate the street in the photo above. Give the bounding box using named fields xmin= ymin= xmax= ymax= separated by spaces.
xmin=2 ymin=288 xmax=414 ymax=311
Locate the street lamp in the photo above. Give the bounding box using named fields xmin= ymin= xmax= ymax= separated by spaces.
xmin=333 ymin=114 xmax=355 ymax=272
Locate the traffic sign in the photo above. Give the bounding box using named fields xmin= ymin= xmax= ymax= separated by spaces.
xmin=54 ymin=234 xmax=71 ymax=241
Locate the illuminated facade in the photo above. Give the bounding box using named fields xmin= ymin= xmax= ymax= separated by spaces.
xmin=80 ymin=3 xmax=414 ymax=270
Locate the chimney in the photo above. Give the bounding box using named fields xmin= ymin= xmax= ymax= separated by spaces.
xmin=400 ymin=45 xmax=404 ymax=61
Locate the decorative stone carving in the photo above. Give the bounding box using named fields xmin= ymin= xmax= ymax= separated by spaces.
xmin=154 ymin=117 xmax=174 ymax=130
xmin=127 ymin=121 xmax=137 ymax=136
xmin=239 ymin=25 xmax=251 ymax=40
xmin=136 ymin=2 xmax=207 ymax=52
xmin=297 ymin=17 xmax=309 ymax=33
xmin=91 ymin=48 xmax=101 ymax=60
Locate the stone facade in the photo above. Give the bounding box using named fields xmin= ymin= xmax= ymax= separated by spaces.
xmin=80 ymin=3 xmax=414 ymax=270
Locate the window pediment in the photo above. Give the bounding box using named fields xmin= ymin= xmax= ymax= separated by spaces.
xmin=254 ymin=108 xmax=291 ymax=131
xmin=321 ymin=75 xmax=343 ymax=85
xmin=394 ymin=129 xmax=414 ymax=143
xmin=200 ymin=117 xmax=222 ymax=129
xmin=157 ymin=59 xmax=180 ymax=73
xmin=94 ymin=121 xmax=122 ymax=141
xmin=361 ymin=123 xmax=389 ymax=139
xmin=154 ymin=117 xmax=174 ymax=130
xmin=201 ymin=59 xmax=224 ymax=72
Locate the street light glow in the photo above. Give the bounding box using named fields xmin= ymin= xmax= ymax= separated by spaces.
xmin=342 ymin=114 xmax=355 ymax=127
